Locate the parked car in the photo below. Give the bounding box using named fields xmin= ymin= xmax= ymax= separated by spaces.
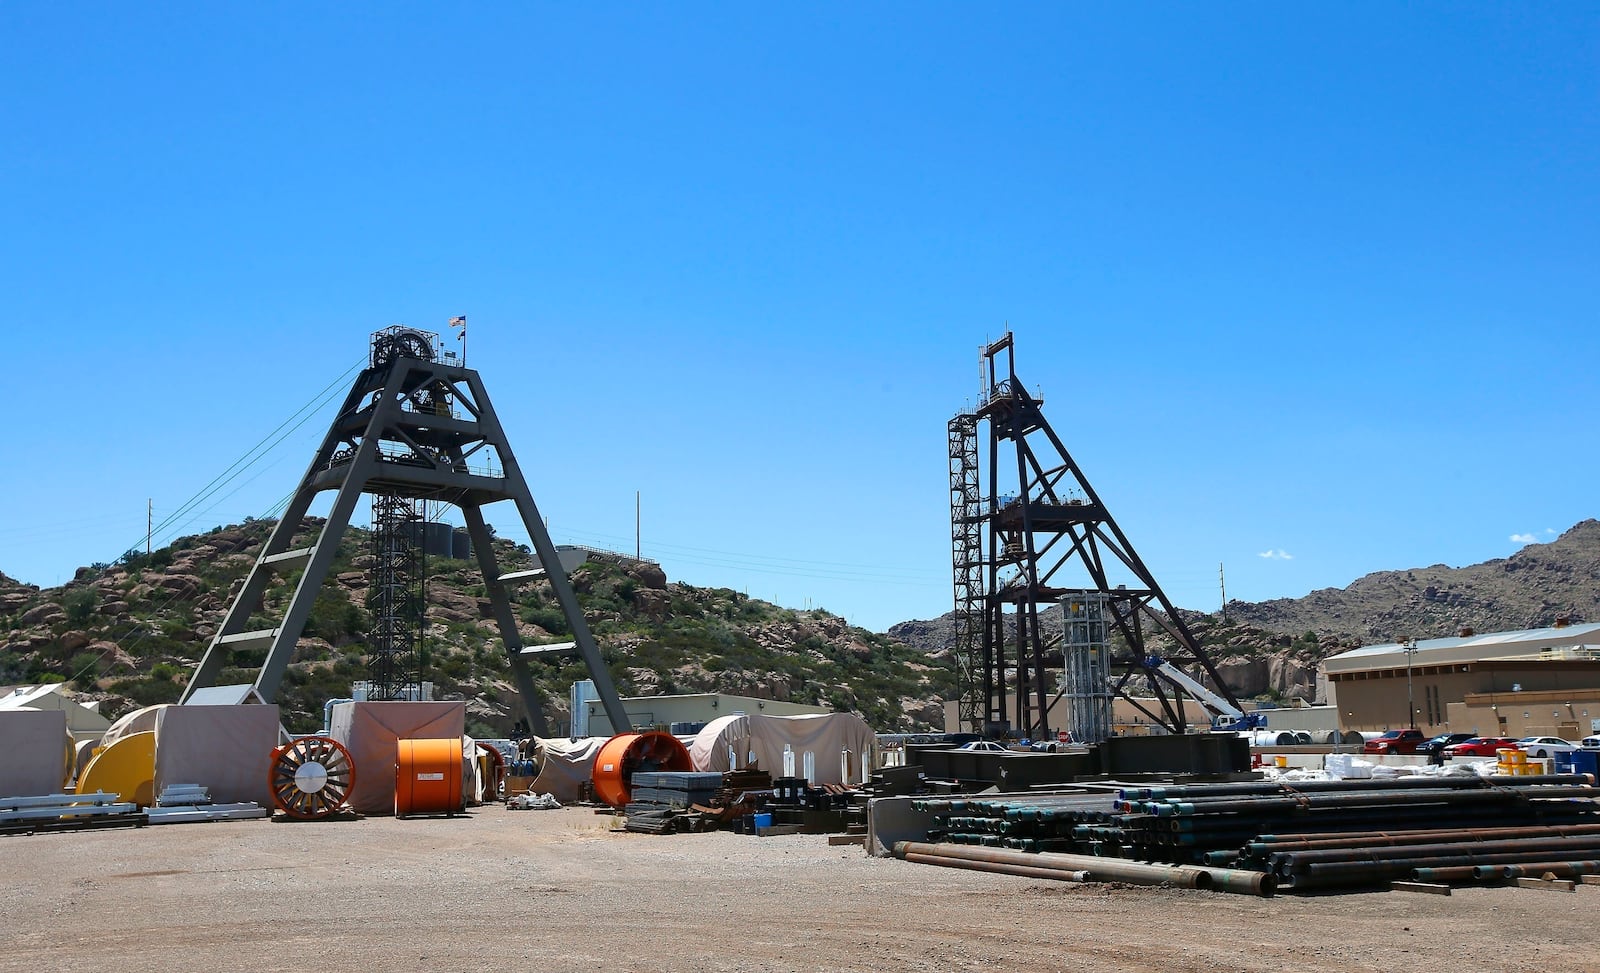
xmin=1582 ymin=736 xmax=1600 ymax=750
xmin=1516 ymin=736 xmax=1580 ymax=758
xmin=957 ymin=741 xmax=1010 ymax=752
xmin=1442 ymin=737 xmax=1521 ymax=758
xmin=1362 ymin=729 xmax=1427 ymax=755
xmin=1414 ymin=732 xmax=1476 ymax=756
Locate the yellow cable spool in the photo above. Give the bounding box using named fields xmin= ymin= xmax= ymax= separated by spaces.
xmin=77 ymin=730 xmax=156 ymax=807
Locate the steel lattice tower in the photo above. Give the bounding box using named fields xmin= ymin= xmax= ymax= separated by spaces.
xmin=366 ymin=493 xmax=425 ymax=700
xmin=947 ymin=414 xmax=984 ymax=732
xmin=948 ymin=332 xmax=1240 ymax=738
xmin=181 ymin=324 xmax=630 ymax=736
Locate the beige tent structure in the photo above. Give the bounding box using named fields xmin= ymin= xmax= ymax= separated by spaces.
xmin=154 ymin=704 xmax=280 ymax=805
xmin=689 ymin=713 xmax=876 ymax=785
xmin=0 ymin=709 xmax=70 ymax=796
xmin=328 ymin=701 xmax=466 ymax=815
xmin=99 ymin=704 xmax=168 ymax=749
xmin=0 ymin=684 xmax=111 ymax=741
xmin=528 ymin=737 xmax=607 ymax=803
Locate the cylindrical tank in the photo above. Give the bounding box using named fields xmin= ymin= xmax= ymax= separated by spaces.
xmin=395 ymin=738 xmax=466 ymax=816
xmin=591 ymin=731 xmax=693 ymax=808
xmin=1247 ymin=730 xmax=1299 ymax=747
xmin=400 ymin=522 xmax=457 ymax=559
xmin=452 ymin=528 xmax=472 ymax=560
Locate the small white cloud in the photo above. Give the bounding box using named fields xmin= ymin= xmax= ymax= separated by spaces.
xmin=1257 ymin=549 xmax=1294 ymax=560
xmin=1545 ymin=528 xmax=1557 ymax=536
xmin=1510 ymin=533 xmax=1538 ymax=544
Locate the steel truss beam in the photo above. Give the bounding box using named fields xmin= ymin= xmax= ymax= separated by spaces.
xmin=951 ymin=332 xmax=1239 ymax=738
xmin=181 ymin=339 xmax=628 ymax=736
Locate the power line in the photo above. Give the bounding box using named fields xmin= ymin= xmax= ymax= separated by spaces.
xmin=127 ymin=355 xmax=365 ymax=557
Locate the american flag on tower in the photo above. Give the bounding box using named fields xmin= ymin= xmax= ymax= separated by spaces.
xmin=449 ymin=315 xmax=466 ymax=340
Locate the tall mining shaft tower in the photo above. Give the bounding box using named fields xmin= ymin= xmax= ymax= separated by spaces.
xmin=948 ymin=332 xmax=1239 ymax=739
xmin=181 ymin=324 xmax=627 ymax=735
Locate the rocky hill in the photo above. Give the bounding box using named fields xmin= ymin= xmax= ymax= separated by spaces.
xmin=0 ymin=520 xmax=956 ymax=735
xmin=1225 ymin=520 xmax=1600 ymax=642
xmin=890 ymin=521 xmax=1600 ymax=702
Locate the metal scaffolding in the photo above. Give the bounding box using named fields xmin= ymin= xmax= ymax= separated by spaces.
xmin=366 ymin=493 xmax=425 ymax=700
xmin=947 ymin=414 xmax=984 ymax=733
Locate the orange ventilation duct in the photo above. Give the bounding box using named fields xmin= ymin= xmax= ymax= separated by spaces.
xmin=591 ymin=731 xmax=692 ymax=808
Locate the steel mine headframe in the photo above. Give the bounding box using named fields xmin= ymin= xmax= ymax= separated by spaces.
xmin=947 ymin=332 xmax=1240 ymax=738
xmin=180 ymin=325 xmax=629 ymax=736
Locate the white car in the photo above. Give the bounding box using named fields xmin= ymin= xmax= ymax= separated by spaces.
xmin=1516 ymin=736 xmax=1579 ymax=758
xmin=956 ymin=741 xmax=1010 ymax=752
xmin=1581 ymin=736 xmax=1600 ymax=750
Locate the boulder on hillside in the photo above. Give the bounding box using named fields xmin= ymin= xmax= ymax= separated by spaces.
xmin=20 ymin=603 xmax=63 ymax=627
xmin=624 ymin=666 xmax=662 ymax=695
xmin=901 ymin=696 xmax=947 ymax=730
xmin=632 ymin=587 xmax=670 ymax=620
xmin=156 ymin=574 xmax=204 ymax=598
xmin=1214 ymin=657 xmax=1270 ymax=698
xmin=627 ymin=562 xmax=668 ymax=590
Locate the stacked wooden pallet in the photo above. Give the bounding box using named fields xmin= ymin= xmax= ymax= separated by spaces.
xmin=689 ymin=769 xmax=774 ymax=824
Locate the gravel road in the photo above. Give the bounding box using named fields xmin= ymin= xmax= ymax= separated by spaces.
xmin=2 ymin=806 xmax=1596 ymax=972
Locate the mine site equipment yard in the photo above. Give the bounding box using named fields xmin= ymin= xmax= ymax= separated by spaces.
xmin=2 ymin=806 xmax=1596 ymax=973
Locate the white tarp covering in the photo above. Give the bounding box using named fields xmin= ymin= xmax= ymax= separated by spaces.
xmin=689 ymin=712 xmax=876 ymax=785
xmin=0 ymin=684 xmax=111 ymax=739
xmin=529 ymin=737 xmax=607 ymax=803
xmin=328 ymin=701 xmax=465 ymax=815
xmin=154 ymin=704 xmax=280 ymax=805
xmin=0 ymin=709 xmax=68 ymax=796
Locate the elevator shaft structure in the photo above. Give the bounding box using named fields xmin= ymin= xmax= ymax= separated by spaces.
xmin=948 ymin=332 xmax=1239 ymax=738
xmin=366 ymin=493 xmax=426 ymax=700
xmin=181 ymin=325 xmax=629 ymax=736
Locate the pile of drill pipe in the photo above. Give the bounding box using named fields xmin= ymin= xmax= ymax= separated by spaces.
xmin=911 ymin=776 xmax=1600 ymax=890
xmin=911 ymin=794 xmax=1124 ymax=856
xmin=1161 ymin=776 xmax=1600 ymax=889
xmin=893 ymin=841 xmax=1276 ymax=896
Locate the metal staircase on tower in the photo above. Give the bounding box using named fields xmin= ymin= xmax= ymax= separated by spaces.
xmin=947 ymin=332 xmax=1240 ymax=739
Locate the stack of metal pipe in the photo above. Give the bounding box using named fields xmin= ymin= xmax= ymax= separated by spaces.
xmin=906 ymin=774 xmax=1600 ymax=891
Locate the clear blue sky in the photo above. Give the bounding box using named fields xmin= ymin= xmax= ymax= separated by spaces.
xmin=3 ymin=5 xmax=1595 ymax=632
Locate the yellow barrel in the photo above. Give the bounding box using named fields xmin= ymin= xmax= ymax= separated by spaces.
xmin=395 ymin=738 xmax=465 ymax=817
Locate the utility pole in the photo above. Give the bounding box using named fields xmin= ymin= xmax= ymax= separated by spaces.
xmin=1404 ymin=637 xmax=1418 ymax=729
xmin=635 ymin=490 xmax=641 ymax=560
xmin=146 ymin=499 xmax=152 ymax=555
xmin=1219 ymin=562 xmax=1226 ymax=621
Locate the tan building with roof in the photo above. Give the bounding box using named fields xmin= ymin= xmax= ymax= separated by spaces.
xmin=1323 ymin=623 xmax=1600 ymax=738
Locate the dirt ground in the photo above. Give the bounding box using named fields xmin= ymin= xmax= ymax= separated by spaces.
xmin=2 ymin=805 xmax=1596 ymax=973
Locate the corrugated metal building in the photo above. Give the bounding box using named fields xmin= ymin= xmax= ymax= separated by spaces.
xmin=1323 ymin=622 xmax=1600 ymax=738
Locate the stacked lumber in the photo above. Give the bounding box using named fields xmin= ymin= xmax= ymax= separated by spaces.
xmin=622 ymin=804 xmax=714 ymax=834
xmin=690 ymin=769 xmax=774 ymax=824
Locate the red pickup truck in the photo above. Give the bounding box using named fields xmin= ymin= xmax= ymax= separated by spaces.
xmin=1362 ymin=729 xmax=1427 ymax=755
